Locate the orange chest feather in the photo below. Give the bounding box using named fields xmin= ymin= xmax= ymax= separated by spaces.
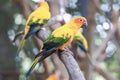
xmin=56 ymin=37 xmax=73 ymax=50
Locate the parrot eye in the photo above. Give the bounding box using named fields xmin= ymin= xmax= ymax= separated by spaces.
xmin=80 ymin=19 xmax=83 ymax=22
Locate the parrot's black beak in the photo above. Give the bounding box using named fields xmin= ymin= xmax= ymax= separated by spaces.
xmin=82 ymin=22 xmax=88 ymax=29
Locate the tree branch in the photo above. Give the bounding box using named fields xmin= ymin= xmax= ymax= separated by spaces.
xmin=12 ymin=31 xmax=23 ymax=42
xmin=58 ymin=48 xmax=86 ymax=80
xmin=93 ymin=27 xmax=116 ymax=59
xmin=51 ymin=53 xmax=69 ymax=80
xmin=91 ymin=0 xmax=117 ymax=61
xmin=94 ymin=63 xmax=118 ymax=80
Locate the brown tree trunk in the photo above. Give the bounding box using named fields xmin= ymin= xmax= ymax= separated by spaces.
xmin=85 ymin=0 xmax=96 ymax=80
xmin=0 ymin=31 xmax=19 ymax=80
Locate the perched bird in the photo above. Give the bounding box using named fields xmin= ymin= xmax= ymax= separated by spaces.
xmin=26 ymin=16 xmax=88 ymax=76
xmin=74 ymin=32 xmax=88 ymax=53
xmin=17 ymin=1 xmax=51 ymax=56
xmin=74 ymin=32 xmax=92 ymax=65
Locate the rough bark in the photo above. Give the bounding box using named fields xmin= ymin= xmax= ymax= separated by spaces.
xmin=51 ymin=54 xmax=69 ymax=80
xmin=58 ymin=48 xmax=86 ymax=80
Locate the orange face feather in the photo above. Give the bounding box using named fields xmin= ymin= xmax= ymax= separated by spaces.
xmin=74 ymin=17 xmax=87 ymax=27
xmin=38 ymin=1 xmax=48 ymax=7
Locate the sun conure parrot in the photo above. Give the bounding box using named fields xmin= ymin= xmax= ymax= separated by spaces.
xmin=25 ymin=16 xmax=88 ymax=76
xmin=74 ymin=32 xmax=88 ymax=53
xmin=74 ymin=32 xmax=93 ymax=65
xmin=17 ymin=1 xmax=51 ymax=56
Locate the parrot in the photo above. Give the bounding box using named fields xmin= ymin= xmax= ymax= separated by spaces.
xmin=74 ymin=32 xmax=93 ymax=65
xmin=26 ymin=16 xmax=88 ymax=76
xmin=17 ymin=1 xmax=51 ymax=56
xmin=74 ymin=32 xmax=88 ymax=53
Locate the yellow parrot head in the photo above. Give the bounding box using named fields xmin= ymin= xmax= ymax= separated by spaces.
xmin=38 ymin=1 xmax=49 ymax=9
xmin=73 ymin=16 xmax=88 ymax=29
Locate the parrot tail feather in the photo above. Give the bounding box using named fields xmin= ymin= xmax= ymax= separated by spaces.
xmin=86 ymin=53 xmax=94 ymax=66
xmin=26 ymin=50 xmax=47 ymax=77
xmin=17 ymin=38 xmax=26 ymax=56
xmin=26 ymin=48 xmax=56 ymax=77
xmin=26 ymin=56 xmax=41 ymax=77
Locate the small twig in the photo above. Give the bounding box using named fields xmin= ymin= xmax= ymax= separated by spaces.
xmin=12 ymin=31 xmax=24 ymax=42
xmin=93 ymin=27 xmax=116 ymax=59
xmin=91 ymin=0 xmax=116 ymax=60
xmin=94 ymin=63 xmax=118 ymax=80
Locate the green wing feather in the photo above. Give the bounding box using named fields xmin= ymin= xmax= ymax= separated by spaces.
xmin=44 ymin=34 xmax=71 ymax=50
xmin=44 ymin=34 xmax=71 ymax=45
